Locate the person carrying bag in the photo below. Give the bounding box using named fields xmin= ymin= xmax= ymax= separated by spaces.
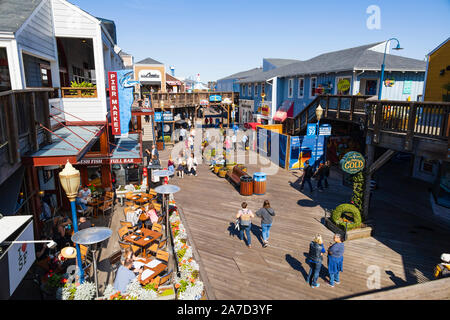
xmin=236 ymin=202 xmax=254 ymax=248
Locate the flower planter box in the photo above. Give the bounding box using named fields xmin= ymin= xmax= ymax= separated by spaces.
xmin=324 ymin=217 xmax=373 ymax=240
xmin=156 ymin=285 xmax=176 ymax=300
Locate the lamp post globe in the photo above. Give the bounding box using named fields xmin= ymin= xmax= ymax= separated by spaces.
xmin=316 ymin=104 xmax=324 ymax=122
xmin=59 ymin=160 xmax=80 ymax=201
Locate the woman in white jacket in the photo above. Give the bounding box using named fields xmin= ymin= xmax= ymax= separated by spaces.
xmin=187 ymin=152 xmax=199 ymax=176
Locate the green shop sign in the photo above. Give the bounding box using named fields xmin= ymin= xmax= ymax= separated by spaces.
xmin=337 ymin=79 xmax=351 ymax=92
xmin=340 ymin=151 xmax=365 ymax=174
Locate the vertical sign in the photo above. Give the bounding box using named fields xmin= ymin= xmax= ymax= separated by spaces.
xmin=307 ymin=124 xmax=317 ymax=136
xmin=108 ymin=72 xmax=121 ymax=135
xmin=8 ymin=221 xmax=36 ymax=296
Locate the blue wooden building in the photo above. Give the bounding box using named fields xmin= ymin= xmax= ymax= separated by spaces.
xmin=238 ymin=42 xmax=427 ymax=124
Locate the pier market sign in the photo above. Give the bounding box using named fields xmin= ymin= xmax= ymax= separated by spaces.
xmin=340 ymin=151 xmax=365 ymax=174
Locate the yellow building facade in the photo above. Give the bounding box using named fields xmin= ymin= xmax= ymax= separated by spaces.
xmin=424 ymin=38 xmax=450 ymax=102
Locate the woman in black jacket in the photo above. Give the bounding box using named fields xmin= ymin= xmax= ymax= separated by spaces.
xmin=255 ymin=200 xmax=275 ymax=248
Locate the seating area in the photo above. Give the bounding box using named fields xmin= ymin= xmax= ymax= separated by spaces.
xmin=226 ymin=165 xmax=249 ymax=186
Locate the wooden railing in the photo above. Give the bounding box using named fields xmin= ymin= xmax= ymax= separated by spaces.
xmin=366 ymin=100 xmax=450 ymax=149
xmin=61 ymin=87 xmax=98 ymax=98
xmin=149 ymin=91 xmax=237 ymax=108
xmin=292 ymin=94 xmax=373 ymax=134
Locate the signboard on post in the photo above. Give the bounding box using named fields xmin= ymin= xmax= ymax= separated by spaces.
xmin=307 ymin=124 xmax=317 ymax=136
xmin=209 ymin=95 xmax=222 ymax=102
xmin=319 ymin=124 xmax=332 ymax=136
xmin=340 ymin=151 xmax=365 ymax=174
xmin=154 ymin=111 xmax=173 ymax=122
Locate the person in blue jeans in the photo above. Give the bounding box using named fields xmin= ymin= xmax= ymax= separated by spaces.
xmin=236 ymin=202 xmax=254 ymax=248
xmin=327 ymin=233 xmax=344 ymax=287
xmin=306 ymin=234 xmax=326 ymax=288
xmin=255 ymin=200 xmax=276 ymax=248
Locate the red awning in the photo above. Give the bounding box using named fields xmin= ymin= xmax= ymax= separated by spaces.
xmin=244 ymin=122 xmax=261 ymax=130
xmin=273 ymin=101 xmax=294 ymax=122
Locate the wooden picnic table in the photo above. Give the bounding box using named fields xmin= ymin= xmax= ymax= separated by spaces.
xmin=136 ymin=257 xmax=167 ymax=285
xmin=122 ymin=228 xmax=163 ymax=257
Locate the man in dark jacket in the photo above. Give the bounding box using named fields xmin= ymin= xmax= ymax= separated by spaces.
xmin=255 ymin=200 xmax=275 ymax=247
xmin=300 ymin=160 xmax=314 ymax=192
xmin=306 ymin=234 xmax=325 ymax=288
xmin=323 ymin=161 xmax=330 ymax=188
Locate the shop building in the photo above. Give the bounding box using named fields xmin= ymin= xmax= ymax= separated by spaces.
xmin=239 ymin=42 xmax=426 ymax=126
xmin=134 ymin=57 xmax=166 ymax=96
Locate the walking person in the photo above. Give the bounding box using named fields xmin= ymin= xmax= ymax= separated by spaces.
xmin=306 ymin=234 xmax=326 ymax=288
xmin=176 ymin=151 xmax=186 ymax=178
xmin=179 ymin=126 xmax=187 ymax=142
xmin=327 ymin=234 xmax=344 ymax=287
xmin=232 ymin=133 xmax=237 ymax=151
xmin=314 ymin=163 xmax=326 ymax=192
xmin=255 ymin=200 xmax=275 ymax=248
xmin=187 ymin=152 xmax=199 ymax=176
xmin=323 ymin=161 xmax=331 ymax=188
xmin=188 ymin=134 xmax=194 ymax=152
xmin=241 ymin=134 xmax=248 ymax=150
xmin=236 ymin=202 xmax=254 ymax=248
xmin=300 ymin=160 xmax=314 ymax=192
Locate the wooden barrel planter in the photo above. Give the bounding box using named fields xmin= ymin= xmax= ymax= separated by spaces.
xmin=237 ymin=164 xmax=247 ymax=172
xmin=213 ymin=165 xmax=222 ymax=174
xmin=218 ymin=168 xmax=228 ymax=178
xmin=226 ymin=162 xmax=236 ymax=170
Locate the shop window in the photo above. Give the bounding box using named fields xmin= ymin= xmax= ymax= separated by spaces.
xmin=298 ymin=78 xmax=304 ymax=98
xmin=0 ymin=47 xmax=11 ymax=92
xmin=248 ymin=84 xmax=251 ymax=96
xmin=288 ymin=79 xmax=294 ymax=98
xmin=255 ymin=84 xmax=258 ymax=97
xmin=310 ymin=77 xmax=317 ymax=97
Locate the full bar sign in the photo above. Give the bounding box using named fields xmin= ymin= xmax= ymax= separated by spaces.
xmin=108 ymin=72 xmax=121 ymax=135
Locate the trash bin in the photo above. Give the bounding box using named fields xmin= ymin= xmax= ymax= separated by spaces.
xmin=240 ymin=175 xmax=253 ymax=196
xmin=253 ymin=172 xmax=267 ymax=195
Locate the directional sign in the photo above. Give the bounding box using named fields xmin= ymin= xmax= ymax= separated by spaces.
xmin=319 ymin=124 xmax=332 ymax=136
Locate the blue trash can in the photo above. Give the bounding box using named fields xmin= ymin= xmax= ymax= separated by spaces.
xmin=253 ymin=172 xmax=267 ymax=195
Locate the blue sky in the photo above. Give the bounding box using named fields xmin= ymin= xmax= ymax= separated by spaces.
xmin=71 ymin=0 xmax=450 ymax=82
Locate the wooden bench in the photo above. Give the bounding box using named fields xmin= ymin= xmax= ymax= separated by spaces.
xmin=226 ymin=166 xmax=248 ymax=186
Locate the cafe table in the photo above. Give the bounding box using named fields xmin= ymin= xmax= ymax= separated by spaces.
xmin=123 ymin=227 xmax=163 ymax=257
xmin=135 ymin=257 xmax=167 ymax=286
xmin=87 ymin=198 xmax=101 ymax=217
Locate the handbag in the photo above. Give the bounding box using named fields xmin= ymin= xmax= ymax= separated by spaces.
xmin=234 ymin=219 xmax=240 ymax=231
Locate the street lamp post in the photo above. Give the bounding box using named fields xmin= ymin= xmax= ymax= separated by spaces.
xmin=315 ymin=105 xmax=324 ymax=168
xmin=378 ymin=38 xmax=403 ymax=100
xmin=59 ymin=160 xmax=84 ymax=284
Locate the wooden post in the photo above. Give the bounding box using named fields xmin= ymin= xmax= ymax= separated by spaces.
xmin=42 ymin=91 xmax=52 ymax=144
xmin=373 ymin=101 xmax=383 ymax=144
xmin=350 ymin=96 xmax=355 ymax=121
xmin=362 ymin=131 xmax=375 ymax=221
xmin=336 ymin=96 xmax=341 ymax=119
xmin=29 ymin=92 xmax=38 ymax=152
xmin=404 ymin=102 xmax=417 ymax=151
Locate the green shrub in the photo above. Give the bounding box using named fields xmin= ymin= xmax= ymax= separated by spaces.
xmin=331 ymin=203 xmax=362 ymax=231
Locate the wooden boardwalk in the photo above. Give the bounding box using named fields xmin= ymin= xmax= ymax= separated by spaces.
xmin=163 ymin=148 xmax=450 ymax=300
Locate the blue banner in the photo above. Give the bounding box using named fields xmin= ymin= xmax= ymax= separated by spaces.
xmin=289 ymin=135 xmax=325 ymax=170
xmin=109 ymin=70 xmax=139 ymax=136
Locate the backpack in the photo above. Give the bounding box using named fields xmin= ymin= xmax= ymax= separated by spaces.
xmin=308 ymin=242 xmax=322 ymax=262
xmin=239 ymin=209 xmax=252 ymax=226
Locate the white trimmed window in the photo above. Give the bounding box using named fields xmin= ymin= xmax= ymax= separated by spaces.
xmin=288 ymin=78 xmax=294 ymax=98
xmin=336 ymin=76 xmax=352 ymax=95
xmin=298 ymin=78 xmax=304 ymax=98
xmin=255 ymin=84 xmax=258 ymax=96
xmin=310 ymin=77 xmax=317 ymax=97
xmin=242 ymin=85 xmax=246 ymax=96
xmin=248 ymin=83 xmax=251 ymax=96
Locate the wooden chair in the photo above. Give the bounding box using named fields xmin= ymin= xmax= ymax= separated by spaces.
xmin=120 ymin=220 xmax=133 ymax=230
xmin=118 ymin=240 xmax=141 ymax=256
xmin=108 ymin=250 xmax=123 ymax=280
xmin=118 ymin=226 xmax=129 ymax=241
xmin=158 ymin=269 xmax=173 ymax=286
xmin=123 ymin=207 xmax=134 ymax=220
xmin=147 ymin=237 xmax=167 ymax=256
xmin=157 ymin=215 xmax=164 ymax=224
xmin=152 ymin=223 xmax=163 ymax=233
xmin=149 ymin=189 xmax=157 ymax=196
xmin=98 ymin=198 xmax=113 ymax=217
xmin=125 ymin=192 xmax=134 ymax=206
xmin=156 ymin=249 xmax=169 ymax=264
xmin=152 ymin=202 xmax=161 ymax=211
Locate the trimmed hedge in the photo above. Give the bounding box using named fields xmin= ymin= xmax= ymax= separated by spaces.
xmin=331 ymin=204 xmax=362 ymax=231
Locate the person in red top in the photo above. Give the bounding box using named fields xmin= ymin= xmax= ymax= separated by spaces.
xmin=143 ymin=203 xmax=159 ymax=228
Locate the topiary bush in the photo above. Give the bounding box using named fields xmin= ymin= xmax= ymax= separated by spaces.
xmin=331 ymin=204 xmax=362 ymax=231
